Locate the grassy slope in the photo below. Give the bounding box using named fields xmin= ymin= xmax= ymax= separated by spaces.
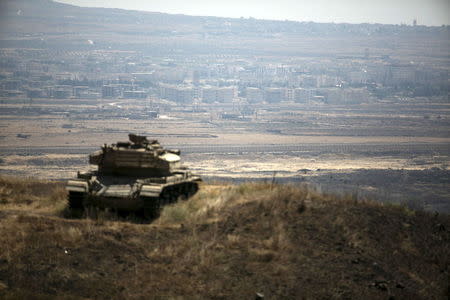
xmin=0 ymin=176 xmax=448 ymax=299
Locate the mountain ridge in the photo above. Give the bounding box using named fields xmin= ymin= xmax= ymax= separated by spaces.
xmin=1 ymin=0 xmax=448 ymax=34
xmin=1 ymin=0 xmax=448 ymax=56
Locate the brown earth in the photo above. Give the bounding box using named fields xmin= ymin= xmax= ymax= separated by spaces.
xmin=0 ymin=176 xmax=448 ymax=299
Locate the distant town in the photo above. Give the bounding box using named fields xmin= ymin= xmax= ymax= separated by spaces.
xmin=0 ymin=45 xmax=448 ymax=110
xmin=0 ymin=0 xmax=448 ymax=115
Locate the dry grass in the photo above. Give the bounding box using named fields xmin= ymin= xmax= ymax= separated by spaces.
xmin=0 ymin=175 xmax=66 ymax=214
xmin=0 ymin=176 xmax=449 ymax=299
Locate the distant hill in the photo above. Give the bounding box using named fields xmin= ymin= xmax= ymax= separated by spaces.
xmin=0 ymin=176 xmax=448 ymax=299
xmin=0 ymin=0 xmax=448 ymax=56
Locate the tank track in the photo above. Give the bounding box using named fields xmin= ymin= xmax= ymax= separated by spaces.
xmin=68 ymin=191 xmax=86 ymax=216
xmin=68 ymin=182 xmax=199 ymax=220
xmin=141 ymin=181 xmax=199 ymax=219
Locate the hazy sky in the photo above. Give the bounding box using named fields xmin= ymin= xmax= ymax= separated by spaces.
xmin=55 ymin=0 xmax=449 ymax=26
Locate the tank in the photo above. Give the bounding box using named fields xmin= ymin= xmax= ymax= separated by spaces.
xmin=66 ymin=134 xmax=201 ymax=218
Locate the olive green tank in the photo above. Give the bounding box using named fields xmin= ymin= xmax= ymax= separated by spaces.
xmin=66 ymin=134 xmax=201 ymax=218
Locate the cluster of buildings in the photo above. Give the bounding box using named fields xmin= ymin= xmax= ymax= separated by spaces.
xmin=0 ymin=47 xmax=447 ymax=105
xmin=159 ymin=84 xmax=236 ymax=103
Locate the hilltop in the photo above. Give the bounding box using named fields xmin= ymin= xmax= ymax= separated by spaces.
xmin=0 ymin=176 xmax=448 ymax=299
xmin=0 ymin=0 xmax=448 ymax=56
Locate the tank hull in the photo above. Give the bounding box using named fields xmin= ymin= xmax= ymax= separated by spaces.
xmin=67 ymin=172 xmax=201 ymax=218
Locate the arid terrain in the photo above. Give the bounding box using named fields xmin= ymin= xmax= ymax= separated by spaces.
xmin=0 ymin=0 xmax=449 ymax=213
xmin=0 ymin=176 xmax=449 ymax=299
xmin=0 ymin=1 xmax=449 ymax=299
xmin=1 ymin=98 xmax=449 ymax=212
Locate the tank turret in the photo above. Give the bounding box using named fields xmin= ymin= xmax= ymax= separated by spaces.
xmin=66 ymin=134 xmax=201 ymax=219
xmin=89 ymin=134 xmax=182 ymax=177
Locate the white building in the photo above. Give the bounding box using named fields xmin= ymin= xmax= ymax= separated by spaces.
xmin=246 ymin=87 xmax=264 ymax=103
xmin=159 ymin=84 xmax=195 ymax=103
xmin=264 ymin=88 xmax=286 ymax=103
xmin=202 ymin=86 xmax=236 ymax=103
xmin=294 ymin=88 xmax=315 ymax=103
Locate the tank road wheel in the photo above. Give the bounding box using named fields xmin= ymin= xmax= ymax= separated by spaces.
xmin=161 ymin=187 xmax=177 ymax=205
xmin=187 ymin=182 xmax=199 ymax=198
xmin=84 ymin=205 xmax=99 ymax=219
xmin=68 ymin=191 xmax=86 ymax=217
xmin=177 ymin=184 xmax=187 ymax=201
xmin=142 ymin=197 xmax=161 ymax=220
